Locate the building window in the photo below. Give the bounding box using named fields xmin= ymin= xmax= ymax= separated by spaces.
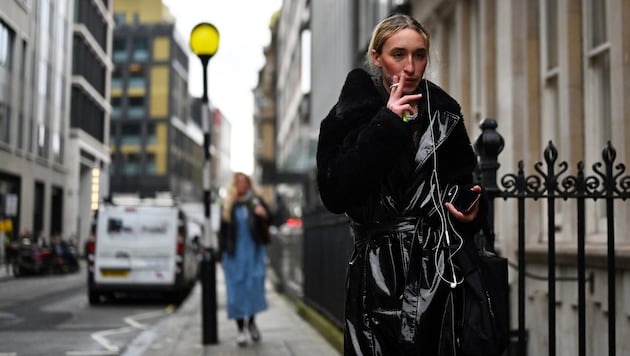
xmin=541 ymin=0 xmax=560 ymax=142
xmin=122 ymin=153 xmax=139 ymax=175
xmin=127 ymin=96 xmax=145 ymax=119
xmin=469 ymin=0 xmax=482 ymax=128
xmin=128 ymin=64 xmax=145 ymax=89
xmin=37 ymin=123 xmax=48 ymax=158
xmin=145 ymin=153 xmax=156 ymax=174
xmin=544 ymin=0 xmax=558 ymax=71
xmin=52 ymin=132 xmax=63 ymax=164
xmin=111 ymin=66 xmax=122 ymax=89
xmin=584 ymin=0 xmax=611 ymax=147
xmin=121 ymin=123 xmax=141 ymax=145
xmin=132 ymin=38 xmax=149 ymax=62
xmin=113 ymin=38 xmax=127 ymax=62
xmin=146 ymin=123 xmax=156 ymax=145
xmin=540 ymin=0 xmax=562 ymax=235
xmin=584 ymin=0 xmax=611 ymax=234
xmin=113 ymin=13 xmax=126 ymax=26
xmin=111 ymin=97 xmax=122 ymax=119
xmin=0 ymin=104 xmax=10 ymax=144
xmin=445 ymin=16 xmax=457 ymax=90
xmin=0 ymin=20 xmax=14 ymax=69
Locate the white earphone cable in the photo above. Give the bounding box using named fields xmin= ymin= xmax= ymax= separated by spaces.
xmin=424 ymin=79 xmax=463 ymax=288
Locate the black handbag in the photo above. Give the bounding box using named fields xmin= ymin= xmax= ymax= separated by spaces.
xmin=254 ymin=214 xmax=271 ymax=245
xmin=459 ymin=247 xmax=509 ymax=356
xmin=251 ymin=196 xmax=271 ymax=245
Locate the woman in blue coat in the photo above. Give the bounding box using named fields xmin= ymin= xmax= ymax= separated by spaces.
xmin=219 ymin=172 xmax=271 ymax=347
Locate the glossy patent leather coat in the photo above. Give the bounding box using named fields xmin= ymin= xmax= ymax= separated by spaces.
xmin=316 ymin=68 xmax=483 ymax=355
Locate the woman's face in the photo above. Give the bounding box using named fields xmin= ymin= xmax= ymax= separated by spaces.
xmin=235 ymin=174 xmax=250 ymax=196
xmin=372 ymin=28 xmax=428 ymax=94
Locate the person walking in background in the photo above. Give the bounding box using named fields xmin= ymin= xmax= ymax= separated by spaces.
xmin=219 ymin=172 xmax=271 ymax=347
xmin=316 ymin=14 xmax=486 ymax=355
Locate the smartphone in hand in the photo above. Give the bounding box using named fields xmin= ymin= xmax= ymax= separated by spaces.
xmin=447 ymin=185 xmax=481 ymax=213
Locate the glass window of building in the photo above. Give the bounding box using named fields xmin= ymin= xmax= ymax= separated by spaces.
xmin=109 ymin=154 xmax=116 ymax=175
xmin=145 ymin=153 xmax=156 ymax=174
xmin=37 ymin=123 xmax=48 ymax=157
xmin=113 ymin=38 xmax=127 ymax=62
xmin=584 ymin=0 xmax=611 ymax=146
xmin=111 ymin=66 xmax=123 ymax=89
xmin=128 ymin=64 xmax=145 ymax=89
xmin=127 ymin=96 xmax=145 ymax=119
xmin=122 ymin=153 xmax=140 ymax=175
xmin=0 ymin=20 xmax=14 ymax=69
xmin=121 ymin=123 xmax=141 ymax=145
xmin=0 ymin=104 xmax=10 ymax=144
xmin=146 ymin=123 xmax=156 ymax=145
xmin=111 ymin=97 xmax=122 ymax=119
xmin=113 ymin=13 xmax=126 ymax=26
xmin=584 ymin=0 xmax=611 ymax=233
xmin=541 ymin=0 xmax=560 ymax=143
xmin=132 ymin=37 xmax=149 ymax=62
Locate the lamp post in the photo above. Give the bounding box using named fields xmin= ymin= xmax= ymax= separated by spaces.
xmin=190 ymin=22 xmax=220 ymax=345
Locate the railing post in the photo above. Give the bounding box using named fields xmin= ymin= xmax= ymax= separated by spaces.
xmin=473 ymin=118 xmax=504 ymax=251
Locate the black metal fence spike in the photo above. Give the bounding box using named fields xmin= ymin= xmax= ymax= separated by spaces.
xmin=544 ymin=141 xmax=558 ymax=164
xmin=602 ymin=142 xmax=616 ymax=164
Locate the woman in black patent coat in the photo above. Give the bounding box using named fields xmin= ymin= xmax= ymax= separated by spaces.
xmin=316 ymin=14 xmax=487 ymax=356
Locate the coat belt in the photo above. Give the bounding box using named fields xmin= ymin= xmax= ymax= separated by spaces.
xmin=349 ymin=217 xmax=433 ymax=344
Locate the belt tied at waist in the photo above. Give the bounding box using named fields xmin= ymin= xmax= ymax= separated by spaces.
xmin=349 ymin=217 xmax=421 ymax=240
xmin=350 ymin=217 xmax=438 ymax=344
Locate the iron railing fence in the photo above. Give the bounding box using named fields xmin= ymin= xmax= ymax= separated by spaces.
xmin=475 ymin=118 xmax=630 ymax=356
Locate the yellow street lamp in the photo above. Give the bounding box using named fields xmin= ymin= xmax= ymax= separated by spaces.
xmin=190 ymin=23 xmax=220 ymax=103
xmin=190 ymin=22 xmax=220 ymax=345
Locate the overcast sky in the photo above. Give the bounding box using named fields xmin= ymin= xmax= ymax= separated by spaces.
xmin=162 ymin=0 xmax=282 ymax=175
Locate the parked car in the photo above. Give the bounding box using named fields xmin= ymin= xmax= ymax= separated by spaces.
xmin=10 ymin=236 xmax=80 ymax=277
xmin=10 ymin=237 xmax=52 ymax=276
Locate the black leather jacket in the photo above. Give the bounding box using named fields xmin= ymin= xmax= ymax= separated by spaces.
xmin=316 ymin=68 xmax=485 ymax=355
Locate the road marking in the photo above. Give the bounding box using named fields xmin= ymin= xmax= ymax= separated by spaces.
xmin=66 ymin=308 xmax=173 ymax=356
xmin=93 ymin=325 xmax=136 ymax=353
xmin=123 ymin=317 xmax=145 ymax=330
xmin=124 ymin=308 xmax=170 ymax=330
xmin=66 ymin=350 xmax=118 ymax=356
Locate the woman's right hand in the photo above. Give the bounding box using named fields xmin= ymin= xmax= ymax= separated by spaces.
xmin=387 ymin=74 xmax=422 ymax=119
xmin=254 ymin=204 xmax=267 ymax=218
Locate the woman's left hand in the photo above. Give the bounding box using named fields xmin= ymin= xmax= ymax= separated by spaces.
xmin=444 ymin=185 xmax=482 ymax=223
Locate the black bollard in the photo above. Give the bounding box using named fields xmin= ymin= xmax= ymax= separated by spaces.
xmin=201 ymin=247 xmax=218 ymax=344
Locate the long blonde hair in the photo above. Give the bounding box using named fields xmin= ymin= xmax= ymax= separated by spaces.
xmin=221 ymin=172 xmax=259 ymax=222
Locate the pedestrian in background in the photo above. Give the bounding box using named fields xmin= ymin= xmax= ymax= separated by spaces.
xmin=219 ymin=172 xmax=271 ymax=347
xmin=316 ymin=14 xmax=486 ymax=355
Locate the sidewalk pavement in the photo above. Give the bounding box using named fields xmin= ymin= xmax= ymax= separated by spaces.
xmin=123 ymin=265 xmax=341 ymax=356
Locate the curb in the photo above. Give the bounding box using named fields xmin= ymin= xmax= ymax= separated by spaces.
xmin=294 ymin=299 xmax=344 ymax=354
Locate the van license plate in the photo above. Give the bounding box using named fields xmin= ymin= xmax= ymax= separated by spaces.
xmin=101 ymin=269 xmax=129 ymax=277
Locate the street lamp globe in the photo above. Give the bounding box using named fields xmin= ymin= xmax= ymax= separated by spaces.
xmin=190 ymin=22 xmax=220 ymax=60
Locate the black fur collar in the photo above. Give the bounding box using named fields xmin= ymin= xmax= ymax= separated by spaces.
xmin=335 ymin=68 xmax=461 ymax=120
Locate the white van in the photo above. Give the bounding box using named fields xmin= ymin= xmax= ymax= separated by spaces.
xmin=86 ymin=196 xmax=201 ymax=304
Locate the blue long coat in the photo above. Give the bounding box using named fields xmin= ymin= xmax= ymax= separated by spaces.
xmin=220 ymin=200 xmax=268 ymax=319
